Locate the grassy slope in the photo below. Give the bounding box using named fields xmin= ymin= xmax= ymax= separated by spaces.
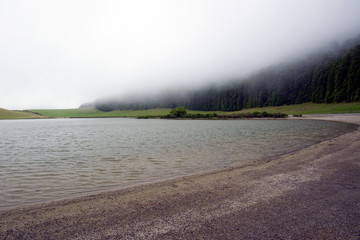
xmin=0 ymin=108 xmax=47 ymax=119
xmin=30 ymin=108 xmax=174 ymax=118
xmin=29 ymin=102 xmax=360 ymax=118
xmin=30 ymin=108 xmax=228 ymax=118
xmin=235 ymin=102 xmax=360 ymax=115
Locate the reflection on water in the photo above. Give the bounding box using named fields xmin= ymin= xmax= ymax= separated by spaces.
xmin=0 ymin=118 xmax=355 ymax=209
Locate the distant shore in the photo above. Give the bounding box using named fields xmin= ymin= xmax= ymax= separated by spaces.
xmin=1 ymin=102 xmax=360 ymax=119
xmin=1 ymin=114 xmax=360 ymax=239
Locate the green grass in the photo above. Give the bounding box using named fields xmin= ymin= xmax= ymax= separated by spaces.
xmin=0 ymin=108 xmax=47 ymax=119
xmin=29 ymin=108 xmax=104 ymax=118
xmin=28 ymin=102 xmax=360 ymax=119
xmin=29 ymin=108 xmax=227 ymax=118
xmin=29 ymin=108 xmax=175 ymax=118
xmin=3 ymin=102 xmax=358 ymax=120
xmin=235 ymin=102 xmax=360 ymax=115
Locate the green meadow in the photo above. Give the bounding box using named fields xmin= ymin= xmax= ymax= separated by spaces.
xmin=1 ymin=102 xmax=360 ymax=119
xmin=233 ymin=102 xmax=360 ymax=115
xmin=29 ymin=108 xmax=225 ymax=118
xmin=0 ymin=108 xmax=47 ymax=119
xmin=29 ymin=102 xmax=360 ymax=118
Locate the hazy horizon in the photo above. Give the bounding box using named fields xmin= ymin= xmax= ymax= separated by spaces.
xmin=1 ymin=0 xmax=360 ymax=110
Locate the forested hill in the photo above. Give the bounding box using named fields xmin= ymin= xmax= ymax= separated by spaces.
xmin=95 ymin=39 xmax=360 ymax=112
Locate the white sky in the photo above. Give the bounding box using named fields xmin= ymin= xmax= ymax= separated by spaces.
xmin=1 ymin=0 xmax=360 ymax=109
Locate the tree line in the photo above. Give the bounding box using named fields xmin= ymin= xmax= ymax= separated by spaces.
xmin=95 ymin=38 xmax=360 ymax=112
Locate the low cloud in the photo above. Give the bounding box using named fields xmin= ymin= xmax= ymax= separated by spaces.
xmin=1 ymin=0 xmax=360 ymax=109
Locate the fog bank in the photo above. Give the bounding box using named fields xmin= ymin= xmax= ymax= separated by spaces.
xmin=1 ymin=0 xmax=360 ymax=109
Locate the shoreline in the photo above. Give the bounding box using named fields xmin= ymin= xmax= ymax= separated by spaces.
xmin=1 ymin=114 xmax=360 ymax=239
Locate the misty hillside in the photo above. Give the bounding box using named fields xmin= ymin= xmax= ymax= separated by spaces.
xmin=94 ymin=37 xmax=360 ymax=112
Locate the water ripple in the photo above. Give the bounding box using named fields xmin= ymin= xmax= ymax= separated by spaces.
xmin=0 ymin=118 xmax=355 ymax=209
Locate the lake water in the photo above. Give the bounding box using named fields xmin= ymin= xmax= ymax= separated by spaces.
xmin=0 ymin=118 xmax=355 ymax=209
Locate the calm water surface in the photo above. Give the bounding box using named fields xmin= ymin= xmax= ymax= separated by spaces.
xmin=0 ymin=118 xmax=355 ymax=209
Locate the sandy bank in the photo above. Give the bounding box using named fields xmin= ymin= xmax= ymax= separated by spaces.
xmin=1 ymin=114 xmax=360 ymax=239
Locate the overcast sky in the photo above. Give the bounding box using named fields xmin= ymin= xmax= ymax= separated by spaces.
xmin=1 ymin=0 xmax=360 ymax=109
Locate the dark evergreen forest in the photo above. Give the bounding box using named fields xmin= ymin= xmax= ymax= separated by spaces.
xmin=95 ymin=38 xmax=360 ymax=112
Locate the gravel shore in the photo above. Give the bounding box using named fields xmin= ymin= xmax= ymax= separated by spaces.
xmin=1 ymin=114 xmax=360 ymax=239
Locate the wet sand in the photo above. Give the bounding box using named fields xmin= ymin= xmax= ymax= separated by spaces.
xmin=1 ymin=114 xmax=360 ymax=239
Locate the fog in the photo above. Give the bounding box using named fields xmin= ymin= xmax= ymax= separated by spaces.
xmin=1 ymin=0 xmax=360 ymax=109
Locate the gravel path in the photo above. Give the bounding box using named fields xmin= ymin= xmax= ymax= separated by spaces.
xmin=1 ymin=114 xmax=360 ymax=239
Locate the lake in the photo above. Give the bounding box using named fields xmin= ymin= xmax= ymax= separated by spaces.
xmin=0 ymin=118 xmax=355 ymax=209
